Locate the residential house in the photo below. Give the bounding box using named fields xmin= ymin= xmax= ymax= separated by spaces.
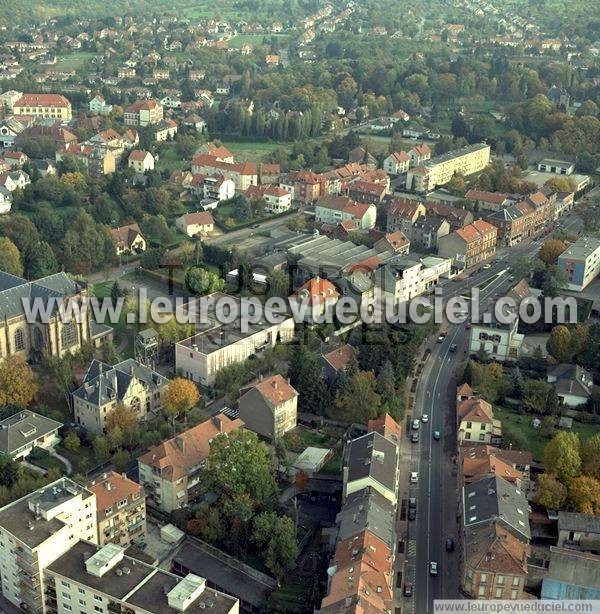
xmin=0 ymin=117 xmax=26 ymax=148
xmin=88 ymin=471 xmax=146 ymax=546
xmin=124 ymin=99 xmax=163 ymax=126
xmin=546 ymin=364 xmax=593 ymax=407
xmin=463 ymin=522 xmax=530 ymax=600
xmin=411 ymin=215 xmax=450 ymax=250
xmin=110 ymin=223 xmax=147 ymax=255
xmin=346 ymin=180 xmax=387 ymax=205
xmin=238 ymin=374 xmax=298 ymax=440
xmin=88 ymin=94 xmax=113 ymax=115
xmin=138 ymin=413 xmax=244 ymax=512
xmin=3 ymin=151 xmax=28 ymax=168
xmin=72 ymin=358 xmax=168 ymax=436
xmin=465 ymin=189 xmax=516 ymax=212
xmin=469 ymin=315 xmax=523 ymax=363
xmin=128 ymin=149 xmax=154 ymax=173
xmin=343 ymin=431 xmax=399 ymax=505
xmin=457 ymin=395 xmax=502 ymax=445
xmin=279 ymin=170 xmax=327 ymax=204
xmin=175 ymin=211 xmax=215 ymax=237
xmin=460 ymin=445 xmax=525 ymax=487
xmin=13 ymin=92 xmax=72 ymax=120
xmin=367 ymin=413 xmax=402 ymax=445
xmin=191 ymin=154 xmax=258 ymax=192
xmin=245 ymin=184 xmax=292 ymax=214
xmin=56 ymin=143 xmax=116 ymax=176
xmin=0 ymin=188 xmax=12 ymax=214
xmin=437 ymin=219 xmax=497 ymax=269
xmin=0 ymin=90 xmax=22 ymax=112
xmin=196 ymin=142 xmax=234 ymax=163
xmin=321 ymin=344 xmax=357 ymax=386
xmin=425 ymin=201 xmax=473 ymax=231
xmin=383 ymin=150 xmax=410 ymax=175
xmin=373 ymin=230 xmax=411 ymax=255
xmin=153 ymin=118 xmax=178 ymax=141
xmin=0 ymin=409 xmax=62 ymax=461
xmin=191 ymin=175 xmax=235 ymax=202
xmin=386 ymin=198 xmax=426 ymax=235
xmin=289 ymin=276 xmax=340 ymax=325
xmin=408 ymin=143 xmax=431 ymax=166
xmin=315 ymin=195 xmax=377 ymax=229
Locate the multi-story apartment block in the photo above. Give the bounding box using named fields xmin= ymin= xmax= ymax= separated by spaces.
xmin=44 ymin=541 xmax=239 ymax=614
xmin=175 ymin=294 xmax=295 ymax=386
xmin=0 ymin=478 xmax=97 ymax=613
xmin=238 ymin=375 xmax=298 ymax=440
xmin=123 ymin=99 xmax=163 ymax=127
xmin=138 ymin=413 xmax=244 ymax=513
xmin=13 ymin=93 xmax=72 ymax=121
xmin=386 ymin=198 xmax=426 ymax=235
xmin=407 ymin=143 xmax=491 ymax=193
xmin=88 ymin=472 xmax=146 ymax=547
xmin=383 ymin=151 xmax=410 ymax=175
xmin=191 ymin=154 xmax=258 ymax=192
xmin=438 ymin=219 xmax=497 ymax=269
xmin=457 ymin=395 xmax=502 ymax=445
xmin=469 ymin=315 xmax=524 ymax=362
xmin=557 ymin=236 xmax=600 ymax=292
xmin=72 ymin=359 xmax=168 ymax=436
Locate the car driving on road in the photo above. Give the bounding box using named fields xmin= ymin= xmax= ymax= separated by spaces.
xmin=429 ymin=561 xmax=438 ymax=576
xmin=421 ymin=414 xmax=429 ymax=423
xmin=412 ymin=419 xmax=420 ymax=430
xmin=433 ymin=430 xmax=441 ymax=440
xmin=410 ymin=472 xmax=419 ymax=484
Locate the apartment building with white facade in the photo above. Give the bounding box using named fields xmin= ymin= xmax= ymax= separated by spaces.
xmin=44 ymin=541 xmax=239 ymax=614
xmin=0 ymin=478 xmax=97 ymax=613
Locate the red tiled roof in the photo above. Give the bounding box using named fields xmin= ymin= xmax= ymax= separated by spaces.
xmin=182 ymin=211 xmax=214 ymax=227
xmin=248 ymin=374 xmax=298 ymax=407
xmin=323 ymin=344 xmax=357 ymax=372
xmin=15 ymin=93 xmax=71 ymax=108
xmin=293 ymin=276 xmax=340 ymax=305
xmin=128 ymin=149 xmax=151 ymax=162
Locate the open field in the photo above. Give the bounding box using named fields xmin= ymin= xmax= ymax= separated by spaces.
xmin=221 ymin=140 xmax=290 ymax=161
xmin=229 ymin=33 xmax=290 ymax=48
xmin=57 ymin=51 xmax=96 ymax=70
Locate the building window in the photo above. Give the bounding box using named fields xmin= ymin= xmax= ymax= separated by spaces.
xmin=14 ymin=328 xmax=25 ymax=351
xmin=497 ymin=575 xmax=504 ymax=585
xmin=61 ymin=321 xmax=79 ymax=349
xmin=512 ymin=577 xmax=520 ymax=586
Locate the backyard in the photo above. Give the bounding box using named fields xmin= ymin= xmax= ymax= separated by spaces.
xmin=56 ymin=51 xmax=96 ymax=70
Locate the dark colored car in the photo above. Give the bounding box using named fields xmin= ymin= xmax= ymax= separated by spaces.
xmin=449 ymin=344 xmax=457 ymax=352
xmin=403 ymin=582 xmax=413 ymax=597
xmin=446 ymin=538 xmax=455 ymax=552
xmin=409 ymin=497 xmax=417 ymax=509
xmin=408 ymin=508 xmax=416 ymax=521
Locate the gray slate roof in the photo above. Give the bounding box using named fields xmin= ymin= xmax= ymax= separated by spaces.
xmin=558 ymin=511 xmax=600 ymax=535
xmin=463 ymin=475 xmax=531 ymax=541
xmin=345 ymin=431 xmax=397 ymax=494
xmin=0 ymin=410 xmax=62 ymax=455
xmin=72 ymin=358 xmax=167 ymax=406
xmin=0 ymin=271 xmax=81 ymax=321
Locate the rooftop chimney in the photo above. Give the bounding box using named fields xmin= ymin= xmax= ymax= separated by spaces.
xmin=175 ymin=436 xmax=184 ymax=453
xmin=213 ymin=416 xmax=222 ymax=433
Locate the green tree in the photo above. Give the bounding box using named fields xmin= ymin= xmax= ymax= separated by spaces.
xmin=92 ymin=436 xmax=110 ymax=462
xmin=546 ymin=386 xmax=560 ymax=416
xmin=185 ymin=266 xmax=225 ymax=295
xmin=568 ymin=476 xmax=600 ymax=514
xmin=547 ymin=325 xmax=572 ymax=363
xmin=334 ymin=370 xmax=381 ymax=424
xmin=0 ymin=237 xmax=23 ymax=276
xmin=204 ymin=430 xmax=277 ymax=510
xmin=510 ymin=366 xmax=524 ymax=399
xmin=539 ymin=239 xmax=567 ymax=265
xmin=252 ymin=512 xmax=298 ymax=581
xmin=544 ymin=431 xmax=581 ymax=483
xmin=536 ymin=473 xmax=567 ymax=509
xmin=63 ymin=431 xmax=81 ymax=453
xmin=266 ymin=269 xmax=290 ymax=298
xmin=0 ymin=453 xmax=23 ymax=487
xmin=25 ymin=241 xmax=58 ymax=278
xmin=376 ymin=360 xmax=396 ymax=398
xmin=581 ymin=434 xmax=600 ymax=479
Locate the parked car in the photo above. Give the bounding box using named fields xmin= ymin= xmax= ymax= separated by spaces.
xmin=411 ymin=432 xmax=419 ymax=443
xmin=410 ymin=472 xmax=419 ymax=484
xmin=412 ymin=419 xmax=420 ymax=430
xmin=429 ymin=561 xmax=438 ymax=576
xmin=483 ymin=263 xmax=491 ymax=270
xmin=465 ymin=322 xmax=471 ymax=330
xmin=449 ymin=344 xmax=457 ymax=352
xmin=403 ymin=582 xmax=413 ymax=597
xmin=446 ymin=538 xmax=455 ymax=552
xmin=437 ymin=335 xmax=444 ymax=343
xmin=408 ymin=508 xmax=416 ymax=521
xmin=421 ymin=414 xmax=429 ymax=423
xmin=433 ymin=430 xmax=441 ymax=440
xmin=409 ymin=497 xmax=417 ymax=509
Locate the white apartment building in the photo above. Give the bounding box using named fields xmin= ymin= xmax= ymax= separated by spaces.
xmin=0 ymin=478 xmax=97 ymax=613
xmin=469 ymin=316 xmax=524 ymax=362
xmin=407 ymin=143 xmax=491 ymax=193
xmin=44 ymin=541 xmax=239 ymax=614
xmin=175 ymin=294 xmax=295 ymax=386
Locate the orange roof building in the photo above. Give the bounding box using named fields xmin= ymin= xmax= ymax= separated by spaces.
xmin=138 ymin=413 xmax=243 ymax=512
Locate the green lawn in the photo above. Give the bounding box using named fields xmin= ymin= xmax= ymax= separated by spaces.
xmin=57 ymin=51 xmax=96 ymax=70
xmin=28 ymin=448 xmax=65 ymax=473
xmin=494 ymin=405 xmax=599 ymax=461
xmin=229 ymin=33 xmax=289 ymax=48
xmin=221 ymin=140 xmax=289 ymax=162
xmin=55 ymin=443 xmax=96 ymax=475
xmin=157 ymin=146 xmax=187 ymax=174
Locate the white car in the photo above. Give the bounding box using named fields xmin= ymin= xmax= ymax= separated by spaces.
xmin=421 ymin=414 xmax=429 ymax=423
xmin=429 ymin=561 xmax=438 ymax=576
xmin=483 ymin=263 xmax=491 ymax=270
xmin=412 ymin=419 xmax=420 ymax=431
xmin=410 ymin=472 xmax=419 ymax=484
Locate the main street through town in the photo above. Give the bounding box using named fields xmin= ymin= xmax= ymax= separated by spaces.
xmin=401 ymin=210 xmax=583 ymax=613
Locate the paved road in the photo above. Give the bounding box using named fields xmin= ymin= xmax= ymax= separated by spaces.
xmin=404 ymin=208 xmax=583 ymax=612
